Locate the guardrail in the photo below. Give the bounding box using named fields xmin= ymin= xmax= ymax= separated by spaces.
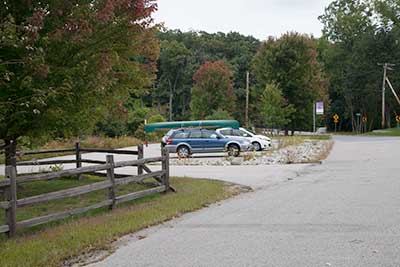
xmin=0 ymin=147 xmax=170 ymax=238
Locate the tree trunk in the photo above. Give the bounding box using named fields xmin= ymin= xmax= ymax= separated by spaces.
xmin=4 ymin=139 xmax=17 ymax=168
xmin=284 ymin=128 xmax=289 ymax=136
xmin=169 ymin=91 xmax=173 ymax=121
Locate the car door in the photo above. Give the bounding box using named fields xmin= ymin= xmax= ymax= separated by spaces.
xmin=202 ymin=129 xmax=226 ymax=152
xmin=187 ymin=129 xmax=203 ymax=152
xmin=232 ymin=129 xmax=248 ymax=141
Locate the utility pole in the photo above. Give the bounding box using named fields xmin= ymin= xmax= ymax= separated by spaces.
xmin=245 ymin=71 xmax=250 ymax=128
xmin=313 ymin=102 xmax=316 ymax=133
xmin=378 ymin=63 xmax=395 ymax=129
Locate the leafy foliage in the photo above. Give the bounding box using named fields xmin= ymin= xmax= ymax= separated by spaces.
xmin=260 ymin=83 xmax=295 ymax=129
xmin=0 ymin=0 xmax=159 ymax=159
xmin=252 ymin=32 xmax=329 ymax=131
xmin=319 ymin=0 xmax=400 ymax=131
xmin=190 ymin=61 xmax=236 ymax=119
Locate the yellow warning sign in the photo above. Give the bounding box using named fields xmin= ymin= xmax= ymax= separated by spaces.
xmin=333 ymin=114 xmax=339 ymax=124
xmin=362 ymin=116 xmax=367 ymax=123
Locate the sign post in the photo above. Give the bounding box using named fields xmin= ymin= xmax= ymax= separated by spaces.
xmin=355 ymin=113 xmax=362 ymax=134
xmin=333 ymin=114 xmax=339 ymax=133
xmin=314 ymin=101 xmax=324 ymax=133
xmin=362 ymin=115 xmax=367 ymax=133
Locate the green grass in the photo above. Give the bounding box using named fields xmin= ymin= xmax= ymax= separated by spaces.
xmin=0 ymin=175 xmax=153 ymax=223
xmin=365 ymin=127 xmax=400 ymax=137
xmin=0 ymin=177 xmax=243 ymax=267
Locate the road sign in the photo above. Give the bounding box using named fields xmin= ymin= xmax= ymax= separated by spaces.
xmin=362 ymin=116 xmax=367 ymax=123
xmin=396 ymin=115 xmax=400 ymax=123
xmin=333 ymin=114 xmax=339 ymax=123
xmin=316 ymin=102 xmax=324 ymax=115
xmin=356 ymin=113 xmax=361 ymax=117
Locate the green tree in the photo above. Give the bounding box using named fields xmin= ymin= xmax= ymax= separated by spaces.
xmin=0 ymin=0 xmax=159 ymax=164
xmin=190 ymin=61 xmax=236 ymax=119
xmin=155 ymin=40 xmax=194 ymax=121
xmin=252 ymin=32 xmax=329 ymax=133
xmin=318 ymin=0 xmax=400 ymax=131
xmin=156 ymin=30 xmax=260 ymax=122
xmin=260 ymin=83 xmax=295 ymax=130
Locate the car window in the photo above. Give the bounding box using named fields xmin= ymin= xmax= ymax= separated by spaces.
xmin=166 ymin=129 xmax=175 ymax=137
xmin=220 ymin=129 xmax=232 ymax=136
xmin=242 ymin=128 xmax=256 ymax=135
xmin=239 ymin=130 xmax=252 ymax=137
xmin=189 ymin=129 xmax=202 ymax=138
xmin=202 ymin=130 xmax=218 ymax=139
xmin=232 ymin=129 xmax=245 ymax=136
xmin=172 ymin=131 xmax=189 ymax=139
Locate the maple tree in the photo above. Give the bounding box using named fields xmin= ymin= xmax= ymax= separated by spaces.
xmin=0 ymin=0 xmax=159 ymax=164
xmin=190 ymin=61 xmax=236 ymax=119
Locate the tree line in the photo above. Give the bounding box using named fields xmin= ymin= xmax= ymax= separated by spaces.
xmin=2 ymin=0 xmax=400 ymax=162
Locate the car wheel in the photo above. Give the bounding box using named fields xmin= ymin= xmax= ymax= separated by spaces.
xmin=177 ymin=145 xmax=190 ymax=158
xmin=252 ymin=142 xmax=262 ymax=151
xmin=227 ymin=144 xmax=240 ymax=157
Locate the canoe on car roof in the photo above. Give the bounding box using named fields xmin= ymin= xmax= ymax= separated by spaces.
xmin=144 ymin=120 xmax=240 ymax=133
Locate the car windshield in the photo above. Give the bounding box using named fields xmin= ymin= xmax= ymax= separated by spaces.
xmin=242 ymin=128 xmax=256 ymax=135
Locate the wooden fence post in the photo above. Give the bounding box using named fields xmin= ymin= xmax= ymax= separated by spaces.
xmin=75 ymin=142 xmax=82 ymax=180
xmin=161 ymin=148 xmax=170 ymax=192
xmin=5 ymin=165 xmax=17 ymax=237
xmin=106 ymin=155 xmax=116 ymax=210
xmin=138 ymin=144 xmax=143 ymax=176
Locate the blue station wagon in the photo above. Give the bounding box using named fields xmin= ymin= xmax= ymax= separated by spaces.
xmin=164 ymin=128 xmax=252 ymax=158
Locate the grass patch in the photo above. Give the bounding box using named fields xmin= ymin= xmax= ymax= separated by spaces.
xmin=0 ymin=136 xmax=143 ymax=164
xmin=0 ymin=177 xmax=243 ymax=267
xmin=0 ymin=175 xmax=152 ymax=224
xmin=365 ymin=128 xmax=400 ymax=137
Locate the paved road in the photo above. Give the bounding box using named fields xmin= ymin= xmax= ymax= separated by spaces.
xmin=88 ymin=136 xmax=400 ymax=267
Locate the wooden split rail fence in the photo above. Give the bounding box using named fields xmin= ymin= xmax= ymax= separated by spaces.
xmin=0 ymin=144 xmax=170 ymax=238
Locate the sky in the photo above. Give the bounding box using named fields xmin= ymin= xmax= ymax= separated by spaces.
xmin=154 ymin=0 xmax=333 ymax=40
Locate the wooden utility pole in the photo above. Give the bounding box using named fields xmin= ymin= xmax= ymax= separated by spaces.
xmin=245 ymin=71 xmax=250 ymax=128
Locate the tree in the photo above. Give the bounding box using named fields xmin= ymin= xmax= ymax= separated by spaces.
xmin=318 ymin=0 xmax=400 ymax=131
xmin=260 ymin=83 xmax=295 ymax=130
xmin=0 ymin=0 xmax=159 ymax=165
xmin=252 ymin=32 xmax=329 ymax=133
xmin=190 ymin=61 xmax=236 ymax=119
xmin=155 ymin=40 xmax=194 ymax=121
xmin=156 ymin=30 xmax=260 ymax=122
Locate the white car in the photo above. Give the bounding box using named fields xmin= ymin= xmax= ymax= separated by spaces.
xmin=216 ymin=127 xmax=272 ymax=151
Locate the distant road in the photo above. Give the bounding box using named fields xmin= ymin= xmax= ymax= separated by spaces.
xmin=89 ymin=136 xmax=400 ymax=267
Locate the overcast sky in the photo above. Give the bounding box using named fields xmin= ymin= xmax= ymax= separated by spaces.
xmin=154 ymin=0 xmax=333 ymax=40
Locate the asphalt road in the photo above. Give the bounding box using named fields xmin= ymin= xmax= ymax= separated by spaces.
xmin=88 ymin=136 xmax=400 ymax=267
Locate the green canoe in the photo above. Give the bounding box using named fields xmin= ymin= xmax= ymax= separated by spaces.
xmin=144 ymin=120 xmax=240 ymax=133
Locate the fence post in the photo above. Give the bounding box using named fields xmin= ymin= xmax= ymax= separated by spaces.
xmin=138 ymin=144 xmax=144 ymax=176
xmin=75 ymin=142 xmax=82 ymax=180
xmin=161 ymin=148 xmax=170 ymax=192
xmin=106 ymin=155 xmax=116 ymax=210
xmin=5 ymin=165 xmax=17 ymax=237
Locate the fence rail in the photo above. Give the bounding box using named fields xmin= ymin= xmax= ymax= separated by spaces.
xmin=14 ymin=143 xmax=141 ymax=180
xmin=0 ymin=145 xmax=170 ymax=237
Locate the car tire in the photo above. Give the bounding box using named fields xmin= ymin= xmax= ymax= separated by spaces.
xmin=227 ymin=144 xmax=240 ymax=157
xmin=252 ymin=142 xmax=262 ymax=151
xmin=177 ymin=145 xmax=190 ymax=158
